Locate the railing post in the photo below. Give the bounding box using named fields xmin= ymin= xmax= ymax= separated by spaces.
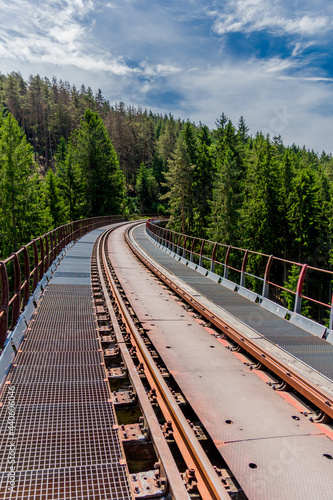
xmin=60 ymin=226 xmax=65 ymax=252
xmin=172 ymin=232 xmax=176 ymax=253
xmin=53 ymin=228 xmax=62 ymax=260
xmin=11 ymin=253 xmax=21 ymax=329
xmin=22 ymin=246 xmax=30 ymax=308
xmin=54 ymin=229 xmax=59 ymax=260
xmin=198 ymin=240 xmax=205 ymax=268
xmin=189 ymin=238 xmax=195 ymax=262
xmin=168 ymin=230 xmax=173 ymax=250
xmin=67 ymin=223 xmax=72 ymax=245
xmin=176 ymin=234 xmax=182 ymax=255
xmin=240 ymin=250 xmax=249 ymax=287
xmin=166 ymin=229 xmax=170 ymax=249
xmin=71 ymin=222 xmax=75 ymax=243
xmin=69 ymin=223 xmax=73 ymax=245
xmin=32 ymin=240 xmax=39 ymax=291
xmin=44 ymin=234 xmax=50 ymax=271
xmin=182 ymin=236 xmax=188 ymax=258
xmin=262 ymin=255 xmax=274 ymax=298
xmin=0 ymin=261 xmax=9 ymax=346
xmin=330 ymin=293 xmax=333 ymax=331
xmin=162 ymin=229 xmax=166 ymax=247
xmin=39 ymin=237 xmax=44 ymax=280
xmin=294 ymin=264 xmax=308 ymax=314
xmin=224 ymin=246 xmax=231 ymax=279
xmin=210 ymin=243 xmax=217 ymax=273
xmin=65 ymin=224 xmax=68 ymax=246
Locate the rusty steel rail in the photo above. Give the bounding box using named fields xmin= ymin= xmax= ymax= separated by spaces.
xmin=0 ymin=215 xmax=127 ymax=347
xmin=126 ymin=224 xmax=333 ymax=421
xmin=99 ymin=227 xmax=231 ymax=500
xmin=96 ymin=228 xmax=190 ymax=500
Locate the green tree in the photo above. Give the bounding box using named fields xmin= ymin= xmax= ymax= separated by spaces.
xmin=163 ymin=133 xmax=194 ymax=233
xmin=193 ymin=125 xmax=213 ymax=237
xmin=44 ymin=169 xmax=64 ymax=226
xmin=70 ymin=109 xmax=125 ymax=217
xmin=209 ymin=147 xmax=240 ymax=244
xmin=240 ymin=134 xmax=281 ymax=253
xmin=135 ymin=163 xmax=159 ymax=213
xmin=0 ymin=113 xmax=47 ymax=256
xmin=56 ymin=145 xmax=82 ymax=221
xmin=237 ymin=115 xmax=249 ymax=144
xmin=209 ymin=120 xmax=245 ymax=245
xmin=287 ymin=166 xmax=327 ymax=262
xmin=156 ymin=115 xmax=182 ymax=169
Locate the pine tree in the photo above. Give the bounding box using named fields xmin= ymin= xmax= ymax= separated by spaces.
xmin=209 ymin=146 xmax=239 ymax=244
xmin=163 ymin=133 xmax=194 ymax=233
xmin=240 ymin=134 xmax=281 ymax=253
xmin=135 ymin=163 xmax=159 ymax=213
xmin=0 ymin=113 xmax=47 ymax=256
xmin=237 ymin=116 xmax=249 ymax=144
xmin=56 ymin=145 xmax=82 ymax=221
xmin=209 ymin=120 xmax=245 ymax=245
xmin=44 ymin=169 xmax=64 ymax=227
xmin=70 ymin=109 xmax=125 ymax=217
xmin=287 ymin=165 xmax=327 ymax=262
xmin=193 ymin=125 xmax=213 ymax=237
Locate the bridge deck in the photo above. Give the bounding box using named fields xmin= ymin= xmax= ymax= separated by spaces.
xmin=1 ymin=223 xmax=332 ymax=500
xmin=134 ymin=225 xmax=333 ymax=382
xmin=0 ymin=227 xmax=132 ymax=500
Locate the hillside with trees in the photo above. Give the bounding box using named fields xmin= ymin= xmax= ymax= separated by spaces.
xmin=0 ymin=71 xmax=332 ymax=275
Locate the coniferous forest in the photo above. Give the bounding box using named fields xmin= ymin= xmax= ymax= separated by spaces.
xmin=0 ymin=71 xmax=333 ymax=275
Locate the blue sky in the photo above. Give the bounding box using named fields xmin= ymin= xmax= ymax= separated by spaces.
xmin=1 ymin=0 xmax=333 ymax=153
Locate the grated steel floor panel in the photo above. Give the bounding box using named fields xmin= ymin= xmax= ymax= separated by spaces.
xmin=0 ymin=465 xmax=130 ymax=500
xmin=0 ymin=228 xmax=132 ymax=500
xmin=134 ymin=225 xmax=333 ymax=381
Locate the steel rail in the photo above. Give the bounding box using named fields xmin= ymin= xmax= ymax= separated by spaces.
xmin=95 ymin=228 xmax=190 ymax=500
xmin=125 ymin=224 xmax=333 ymax=421
xmin=100 ymin=227 xmax=231 ymax=500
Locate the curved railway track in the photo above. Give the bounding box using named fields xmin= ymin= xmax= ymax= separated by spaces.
xmin=125 ymin=223 xmax=333 ymax=422
xmin=92 ymin=221 xmax=333 ymax=500
xmin=94 ymin=225 xmax=233 ymax=499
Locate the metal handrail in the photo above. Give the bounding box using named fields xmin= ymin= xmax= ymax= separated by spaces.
xmin=146 ymin=219 xmax=333 ymax=331
xmin=0 ymin=215 xmax=127 ymax=346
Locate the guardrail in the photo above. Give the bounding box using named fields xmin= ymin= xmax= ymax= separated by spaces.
xmin=146 ymin=219 xmax=333 ymax=338
xmin=0 ymin=215 xmax=128 ymax=347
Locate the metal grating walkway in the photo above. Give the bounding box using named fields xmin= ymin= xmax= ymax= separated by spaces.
xmin=0 ymin=229 xmax=132 ymax=499
xmin=134 ymin=225 xmax=333 ymax=382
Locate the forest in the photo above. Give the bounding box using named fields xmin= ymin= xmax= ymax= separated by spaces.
xmin=0 ymin=71 xmax=333 ymax=278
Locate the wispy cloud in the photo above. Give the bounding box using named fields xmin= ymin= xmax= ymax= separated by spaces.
xmin=0 ymin=0 xmax=135 ymax=75
xmin=291 ymin=42 xmax=314 ymax=57
xmin=211 ymin=0 xmax=331 ymax=37
xmin=0 ymin=0 xmax=333 ymax=153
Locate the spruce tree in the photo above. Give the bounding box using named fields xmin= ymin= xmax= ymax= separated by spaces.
xmin=44 ymin=169 xmax=64 ymax=226
xmin=135 ymin=163 xmax=159 ymax=213
xmin=0 ymin=113 xmax=47 ymax=256
xmin=163 ymin=133 xmax=194 ymax=233
xmin=193 ymin=125 xmax=213 ymax=237
xmin=70 ymin=109 xmax=125 ymax=217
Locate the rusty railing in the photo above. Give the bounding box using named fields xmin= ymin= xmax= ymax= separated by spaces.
xmin=0 ymin=215 xmax=126 ymax=347
xmin=146 ymin=219 xmax=333 ymax=334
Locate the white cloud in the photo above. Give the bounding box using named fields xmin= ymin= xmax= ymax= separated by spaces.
xmin=212 ymin=0 xmax=331 ymax=37
xmin=0 ymin=0 xmax=137 ymax=75
xmin=140 ymin=61 xmax=180 ymax=78
xmin=0 ymin=0 xmax=332 ymax=154
xmin=162 ymin=57 xmax=333 ymax=153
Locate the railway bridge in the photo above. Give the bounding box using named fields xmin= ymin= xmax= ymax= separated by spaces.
xmin=0 ymin=218 xmax=332 ymax=500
